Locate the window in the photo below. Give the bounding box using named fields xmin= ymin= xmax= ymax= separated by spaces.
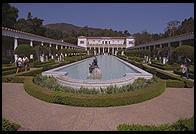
xmin=105 ymin=41 xmax=107 ymax=44
xmin=102 ymin=41 xmax=104 ymax=44
xmin=129 ymin=41 xmax=133 ymax=44
xmin=80 ymin=41 xmax=84 ymax=44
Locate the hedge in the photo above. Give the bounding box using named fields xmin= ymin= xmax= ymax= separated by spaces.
xmin=2 ymin=66 xmax=17 ymax=72
xmin=117 ymin=116 xmax=194 ymax=131
xmin=24 ymin=77 xmax=166 ymax=107
xmin=2 ymin=118 xmax=21 ymax=131
xmin=117 ymin=56 xmax=194 ymax=88
xmin=173 ymin=70 xmax=194 ymax=79
xmin=166 ymin=79 xmax=185 ymax=88
xmin=16 ymin=68 xmax=43 ymax=76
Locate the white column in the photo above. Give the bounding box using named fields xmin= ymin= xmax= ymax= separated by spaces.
xmin=30 ymin=40 xmax=33 ymax=59
xmin=168 ymin=42 xmax=171 ymax=48
xmin=14 ymin=37 xmax=18 ymax=61
xmin=41 ymin=42 xmax=44 ymax=61
xmin=160 ymin=44 xmax=162 ymax=48
xmin=102 ymin=47 xmax=104 ymax=55
xmin=112 ymin=47 xmax=114 ymax=55
xmin=56 ymin=45 xmax=58 ymax=58
xmin=108 ymin=47 xmax=110 ymax=54
xmin=179 ymin=41 xmax=182 ymax=46
xmin=98 ymin=47 xmax=100 ymax=55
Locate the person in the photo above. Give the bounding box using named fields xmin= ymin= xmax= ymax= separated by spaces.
xmin=184 ymin=57 xmax=191 ymax=79
xmin=23 ymin=55 xmax=29 ymax=72
xmin=15 ymin=55 xmax=23 ymax=73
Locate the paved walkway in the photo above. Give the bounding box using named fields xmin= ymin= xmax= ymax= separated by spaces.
xmin=2 ymin=83 xmax=194 ymax=131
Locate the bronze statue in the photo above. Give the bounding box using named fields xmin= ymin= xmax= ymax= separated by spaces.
xmin=89 ymin=56 xmax=98 ymax=73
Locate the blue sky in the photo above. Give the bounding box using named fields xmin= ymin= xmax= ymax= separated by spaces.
xmin=10 ymin=3 xmax=194 ymax=34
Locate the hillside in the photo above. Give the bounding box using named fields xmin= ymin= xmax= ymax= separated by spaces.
xmin=44 ymin=23 xmax=81 ymax=34
xmin=44 ymin=23 xmax=128 ymax=37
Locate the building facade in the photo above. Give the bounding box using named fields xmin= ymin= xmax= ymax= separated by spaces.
xmin=78 ymin=36 xmax=135 ymax=55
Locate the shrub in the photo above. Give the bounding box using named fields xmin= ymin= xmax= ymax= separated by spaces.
xmin=33 ymin=75 xmax=158 ymax=95
xmin=14 ymin=44 xmax=35 ymax=58
xmin=2 ymin=66 xmax=17 ymax=72
xmin=117 ymin=56 xmax=194 ymax=88
xmin=166 ymin=79 xmax=185 ymax=88
xmin=2 ymin=118 xmax=21 ymax=131
xmin=2 ymin=57 xmax=11 ymax=64
xmin=17 ymin=68 xmax=43 ymax=76
xmin=24 ymin=77 xmax=166 ymax=107
xmin=117 ymin=116 xmax=194 ymax=131
xmin=2 ymin=76 xmax=25 ymax=83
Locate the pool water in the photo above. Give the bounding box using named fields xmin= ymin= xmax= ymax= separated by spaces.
xmin=56 ymin=55 xmax=140 ymax=80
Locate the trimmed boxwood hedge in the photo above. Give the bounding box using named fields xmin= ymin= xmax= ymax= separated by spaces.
xmin=2 ymin=118 xmax=21 ymax=131
xmin=117 ymin=116 xmax=194 ymax=131
xmin=166 ymin=79 xmax=185 ymax=88
xmin=117 ymin=56 xmax=194 ymax=88
xmin=2 ymin=66 xmax=17 ymax=72
xmin=173 ymin=70 xmax=194 ymax=79
xmin=24 ymin=77 xmax=166 ymax=107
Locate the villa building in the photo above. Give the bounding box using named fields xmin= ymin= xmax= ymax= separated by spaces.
xmin=77 ymin=36 xmax=135 ymax=55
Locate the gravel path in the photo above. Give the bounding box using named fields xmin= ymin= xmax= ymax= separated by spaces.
xmin=2 ymin=83 xmax=194 ymax=131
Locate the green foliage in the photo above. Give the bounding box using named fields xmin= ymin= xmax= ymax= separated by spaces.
xmin=2 ymin=3 xmax=19 ymax=29
xmin=24 ymin=77 xmax=166 ymax=107
xmin=15 ymin=44 xmax=35 ymax=57
xmin=17 ymin=68 xmax=43 ymax=76
xmin=117 ymin=116 xmax=194 ymax=131
xmin=172 ymin=45 xmax=194 ymax=63
xmin=2 ymin=57 xmax=11 ymax=64
xmin=125 ymin=50 xmax=151 ymax=57
xmin=33 ymin=74 xmax=158 ymax=95
xmin=63 ymin=36 xmax=77 ymax=45
xmin=166 ymin=79 xmax=185 ymax=88
xmin=2 ymin=76 xmax=25 ymax=83
xmin=117 ymin=55 xmax=194 ymax=88
xmin=134 ymin=17 xmax=194 ymax=46
xmin=2 ymin=118 xmax=21 ymax=131
xmin=14 ymin=12 xmax=46 ymax=36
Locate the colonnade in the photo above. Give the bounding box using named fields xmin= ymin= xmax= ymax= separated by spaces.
xmin=13 ymin=37 xmax=77 ymax=62
xmin=86 ymin=46 xmax=125 ymax=55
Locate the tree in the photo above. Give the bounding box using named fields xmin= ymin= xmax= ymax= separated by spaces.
xmin=172 ymin=45 xmax=194 ymax=62
xmin=2 ymin=3 xmax=19 ymax=28
xmin=123 ymin=30 xmax=131 ymax=36
xmin=14 ymin=12 xmax=45 ymax=36
xmin=63 ymin=36 xmax=77 ymax=45
xmin=164 ymin=20 xmax=180 ymax=37
xmin=15 ymin=44 xmax=35 ymax=58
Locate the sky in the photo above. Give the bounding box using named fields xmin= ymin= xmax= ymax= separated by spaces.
xmin=10 ymin=3 xmax=194 ymax=34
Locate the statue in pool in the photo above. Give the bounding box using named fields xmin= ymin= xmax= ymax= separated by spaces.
xmin=88 ymin=56 xmax=102 ymax=79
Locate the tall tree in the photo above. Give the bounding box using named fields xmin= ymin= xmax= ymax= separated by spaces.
xmin=2 ymin=3 xmax=19 ymax=28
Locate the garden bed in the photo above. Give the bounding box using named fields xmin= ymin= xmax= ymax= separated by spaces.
xmin=24 ymin=77 xmax=166 ymax=107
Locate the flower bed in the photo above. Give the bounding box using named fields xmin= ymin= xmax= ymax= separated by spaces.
xmin=24 ymin=77 xmax=166 ymax=107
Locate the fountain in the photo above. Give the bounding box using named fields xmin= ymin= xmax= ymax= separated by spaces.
xmin=88 ymin=56 xmax=102 ymax=79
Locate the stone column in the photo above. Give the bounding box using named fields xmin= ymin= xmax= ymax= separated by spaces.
xmin=98 ymin=47 xmax=100 ymax=55
xmin=112 ymin=47 xmax=114 ymax=55
xmin=14 ymin=37 xmax=18 ymax=61
xmin=108 ymin=47 xmax=110 ymax=54
xmin=94 ymin=47 xmax=96 ymax=55
xmin=30 ymin=40 xmax=33 ymax=59
xmin=41 ymin=42 xmax=44 ymax=61
xmin=179 ymin=41 xmax=182 ymax=47
xmin=103 ymin=47 xmax=104 ymax=55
